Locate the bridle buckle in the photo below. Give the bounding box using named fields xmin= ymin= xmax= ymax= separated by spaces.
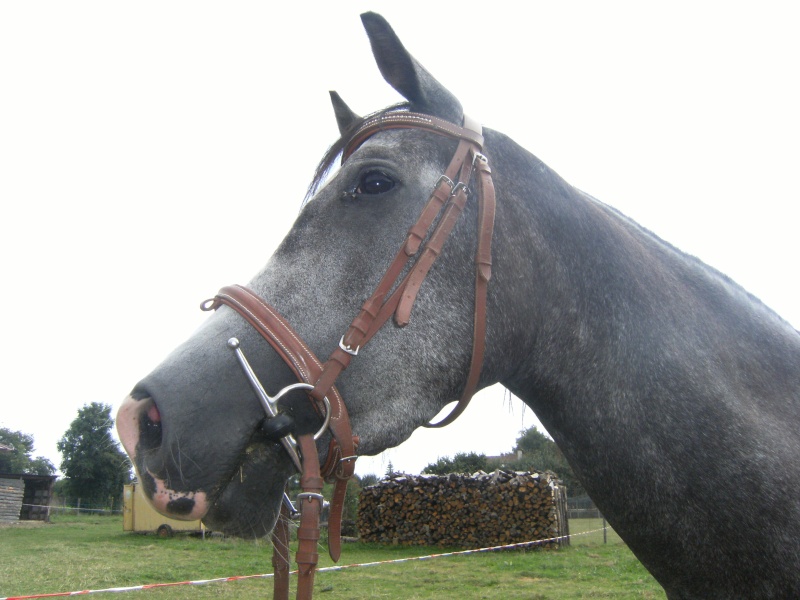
xmin=451 ymin=181 xmax=470 ymax=197
xmin=297 ymin=492 xmax=324 ymax=504
xmin=338 ymin=336 xmax=360 ymax=356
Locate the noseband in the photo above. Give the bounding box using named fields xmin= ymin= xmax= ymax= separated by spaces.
xmin=202 ymin=110 xmax=496 ymax=599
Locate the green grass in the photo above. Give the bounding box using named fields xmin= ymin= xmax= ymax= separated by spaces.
xmin=0 ymin=515 xmax=664 ymax=599
xmin=569 ymin=517 xmax=625 ymax=546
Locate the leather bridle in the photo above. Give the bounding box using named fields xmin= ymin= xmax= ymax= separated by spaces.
xmin=201 ymin=109 xmax=496 ymax=599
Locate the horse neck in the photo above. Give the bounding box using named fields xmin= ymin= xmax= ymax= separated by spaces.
xmin=486 ymin=129 xmax=799 ymax=446
xmin=483 ymin=131 xmax=800 ymax=594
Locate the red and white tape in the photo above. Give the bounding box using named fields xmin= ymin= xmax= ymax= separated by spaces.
xmin=1 ymin=528 xmax=605 ymax=600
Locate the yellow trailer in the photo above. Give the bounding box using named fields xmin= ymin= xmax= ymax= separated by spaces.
xmin=123 ymin=482 xmax=206 ymax=537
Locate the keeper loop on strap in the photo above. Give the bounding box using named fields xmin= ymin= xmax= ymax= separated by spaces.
xmin=297 ymin=492 xmax=324 ymax=504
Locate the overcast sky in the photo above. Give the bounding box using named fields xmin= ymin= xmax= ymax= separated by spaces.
xmin=1 ymin=2 xmax=797 ymax=478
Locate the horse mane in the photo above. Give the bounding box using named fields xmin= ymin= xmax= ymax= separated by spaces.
xmin=304 ymin=102 xmax=412 ymax=204
xmin=577 ymin=188 xmax=799 ymax=333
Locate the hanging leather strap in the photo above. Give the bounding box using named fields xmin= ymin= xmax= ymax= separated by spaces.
xmin=295 ymin=434 xmax=323 ymax=600
xmin=271 ymin=496 xmax=292 ymax=600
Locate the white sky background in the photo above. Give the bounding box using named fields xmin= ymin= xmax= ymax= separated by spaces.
xmin=1 ymin=2 xmax=797 ymax=478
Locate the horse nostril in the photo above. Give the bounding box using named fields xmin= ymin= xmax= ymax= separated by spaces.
xmin=147 ymin=403 xmax=161 ymax=423
xmin=117 ymin=393 xmax=164 ymax=464
xmin=140 ymin=399 xmax=163 ymax=452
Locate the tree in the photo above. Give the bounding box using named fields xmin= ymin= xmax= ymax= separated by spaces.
xmin=57 ymin=403 xmax=131 ymax=508
xmin=422 ymin=451 xmax=488 ymax=475
xmin=508 ymin=426 xmax=585 ymax=497
xmin=0 ymin=428 xmax=56 ymax=475
xmin=357 ymin=473 xmax=380 ymax=488
xmin=515 ymin=426 xmax=556 ymax=456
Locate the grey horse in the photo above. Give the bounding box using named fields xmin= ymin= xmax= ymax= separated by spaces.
xmin=117 ymin=12 xmax=800 ymax=599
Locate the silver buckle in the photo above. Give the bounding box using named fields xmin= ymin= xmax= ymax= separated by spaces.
xmin=451 ymin=182 xmax=469 ymax=197
xmin=296 ymin=492 xmax=324 ymax=504
xmin=435 ymin=174 xmax=455 ymax=191
xmin=339 ymin=336 xmax=360 ymax=356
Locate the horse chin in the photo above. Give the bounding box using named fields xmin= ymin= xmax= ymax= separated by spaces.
xmin=201 ymin=441 xmax=296 ymax=538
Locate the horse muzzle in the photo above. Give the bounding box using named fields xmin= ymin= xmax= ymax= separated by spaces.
xmin=117 ymin=393 xmax=212 ymax=521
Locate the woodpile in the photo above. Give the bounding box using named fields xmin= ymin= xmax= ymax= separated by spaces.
xmin=0 ymin=478 xmax=24 ymax=522
xmin=358 ymin=470 xmax=569 ymax=548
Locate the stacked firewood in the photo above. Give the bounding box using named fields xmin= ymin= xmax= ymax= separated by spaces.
xmin=357 ymin=470 xmax=568 ymax=548
xmin=0 ymin=478 xmax=24 ymax=522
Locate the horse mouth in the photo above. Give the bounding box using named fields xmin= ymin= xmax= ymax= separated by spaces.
xmin=200 ymin=441 xmax=295 ymax=537
xmin=117 ymin=393 xmax=293 ymax=537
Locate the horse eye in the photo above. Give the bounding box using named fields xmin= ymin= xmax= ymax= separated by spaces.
xmin=356 ymin=171 xmax=395 ymax=195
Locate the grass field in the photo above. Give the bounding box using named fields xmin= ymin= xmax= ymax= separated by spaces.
xmin=0 ymin=515 xmax=665 ymax=599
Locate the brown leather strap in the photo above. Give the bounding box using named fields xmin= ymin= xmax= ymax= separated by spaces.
xmin=425 ymin=152 xmax=496 ymax=427
xmin=204 ymin=286 xmax=320 ymax=392
xmin=343 ymin=112 xmax=484 ymax=161
xmin=395 ymin=140 xmax=476 ymax=325
xmin=395 ymin=179 xmax=470 ymax=325
xmin=318 ymin=436 xmax=358 ymax=562
xmin=271 ymin=496 xmax=292 ymax=600
xmin=296 ymin=434 xmax=323 ymax=600
xmin=325 ymin=477 xmax=349 ymax=561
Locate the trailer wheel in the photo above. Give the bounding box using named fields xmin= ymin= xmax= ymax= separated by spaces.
xmin=156 ymin=524 xmax=174 ymax=538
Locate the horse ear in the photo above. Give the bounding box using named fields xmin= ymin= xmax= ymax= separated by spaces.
xmin=330 ymin=91 xmax=362 ymax=137
xmin=360 ymin=12 xmax=463 ymax=123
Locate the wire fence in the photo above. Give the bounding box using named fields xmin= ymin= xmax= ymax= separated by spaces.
xmin=45 ymin=496 xmax=123 ymax=516
xmin=49 ymin=505 xmax=123 ymax=516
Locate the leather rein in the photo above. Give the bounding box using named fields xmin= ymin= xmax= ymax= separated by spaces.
xmin=201 ymin=110 xmax=496 ymax=599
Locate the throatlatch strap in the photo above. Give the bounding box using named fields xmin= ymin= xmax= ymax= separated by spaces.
xmin=424 ymin=151 xmax=495 ymax=427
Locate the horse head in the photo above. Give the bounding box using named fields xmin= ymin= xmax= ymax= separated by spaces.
xmin=116 ymin=12 xmax=512 ymax=538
